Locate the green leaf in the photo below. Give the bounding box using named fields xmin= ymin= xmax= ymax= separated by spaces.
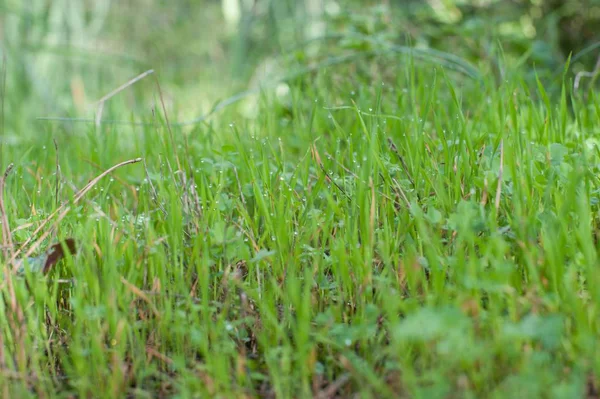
xmin=425 ymin=207 xmax=443 ymax=225
xmin=250 ymin=249 xmax=276 ymax=264
xmin=502 ymin=314 xmax=565 ymax=350
xmin=549 ymin=143 xmax=568 ymax=167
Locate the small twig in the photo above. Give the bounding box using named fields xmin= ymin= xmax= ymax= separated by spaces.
xmin=146 ymin=346 xmax=173 ymax=365
xmin=79 ymin=157 xmax=137 ymax=198
xmin=95 ymin=69 xmax=154 ymax=129
xmin=8 ymin=158 xmax=142 ymax=269
xmin=315 ymin=373 xmax=351 ymax=399
xmin=495 ymin=140 xmax=504 ymax=212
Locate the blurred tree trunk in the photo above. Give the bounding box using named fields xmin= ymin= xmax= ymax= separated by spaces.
xmin=541 ymin=0 xmax=599 ymax=56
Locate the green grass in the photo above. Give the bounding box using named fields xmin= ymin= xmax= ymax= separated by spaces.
xmin=2 ymin=39 xmax=600 ymax=398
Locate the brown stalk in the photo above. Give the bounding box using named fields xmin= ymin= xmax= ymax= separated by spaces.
xmin=121 ymin=276 xmax=160 ymax=319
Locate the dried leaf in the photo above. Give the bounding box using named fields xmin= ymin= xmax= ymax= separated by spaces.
xmin=13 ymin=238 xmax=76 ymax=276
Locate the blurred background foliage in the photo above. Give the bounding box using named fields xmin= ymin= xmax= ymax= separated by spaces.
xmin=0 ymin=0 xmax=598 ymax=143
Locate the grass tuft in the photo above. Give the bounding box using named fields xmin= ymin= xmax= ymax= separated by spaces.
xmin=1 ymin=5 xmax=600 ymax=398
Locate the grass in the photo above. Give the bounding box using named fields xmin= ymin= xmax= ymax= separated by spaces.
xmin=2 ymin=29 xmax=600 ymax=399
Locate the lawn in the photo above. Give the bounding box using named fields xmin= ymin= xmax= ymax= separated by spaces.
xmin=1 ymin=1 xmax=600 ymax=398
